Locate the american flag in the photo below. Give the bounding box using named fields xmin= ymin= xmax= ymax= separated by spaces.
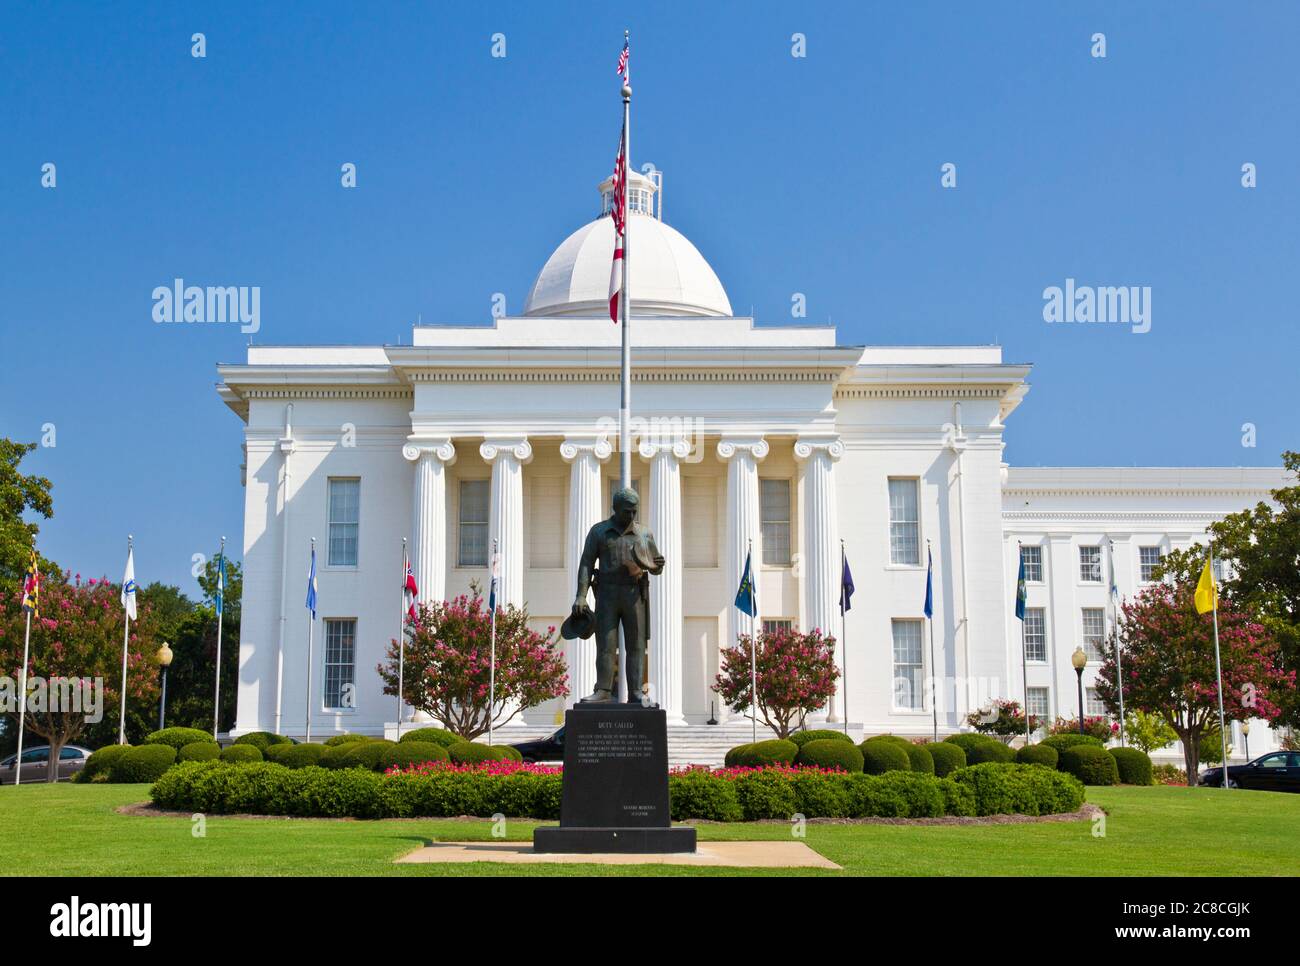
xmin=617 ymin=39 xmax=629 ymax=84
xmin=608 ymin=122 xmax=626 ymax=323
xmin=403 ymin=548 xmax=419 ymax=621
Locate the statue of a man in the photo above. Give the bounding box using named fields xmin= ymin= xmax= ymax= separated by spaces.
xmin=570 ymin=486 xmax=665 ymax=704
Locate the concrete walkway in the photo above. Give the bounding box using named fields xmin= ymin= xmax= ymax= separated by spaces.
xmin=396 ymin=840 xmax=840 ymax=869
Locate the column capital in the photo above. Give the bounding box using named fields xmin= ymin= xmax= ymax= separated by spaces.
xmin=402 ymin=438 xmax=456 ymax=465
xmin=794 ymin=436 xmax=844 ymax=462
xmin=638 ymin=437 xmax=691 ymax=461
xmin=716 ymin=436 xmax=769 ymax=462
xmin=480 ymin=437 xmax=533 ymax=464
xmin=560 ymin=436 xmax=613 ymax=463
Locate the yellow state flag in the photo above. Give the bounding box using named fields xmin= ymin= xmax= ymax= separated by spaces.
xmin=1194 ymin=555 xmax=1218 ymax=614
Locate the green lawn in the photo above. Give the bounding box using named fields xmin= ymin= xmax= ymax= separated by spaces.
xmin=3 ymin=782 xmax=1297 ymax=876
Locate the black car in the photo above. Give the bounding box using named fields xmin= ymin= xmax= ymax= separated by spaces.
xmin=511 ymin=727 xmax=564 ymax=763
xmin=1199 ymin=751 xmax=1300 ymax=791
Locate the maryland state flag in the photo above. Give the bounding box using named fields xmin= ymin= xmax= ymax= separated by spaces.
xmin=21 ymin=548 xmax=40 ymax=618
xmin=1195 ymin=549 xmax=1218 ymax=615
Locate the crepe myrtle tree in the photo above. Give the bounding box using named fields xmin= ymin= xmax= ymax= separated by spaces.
xmin=0 ymin=574 xmax=161 ymax=777
xmin=378 ymin=582 xmax=568 ymax=741
xmin=1094 ymin=577 xmax=1293 ymax=784
xmin=713 ymin=625 xmax=839 ymax=739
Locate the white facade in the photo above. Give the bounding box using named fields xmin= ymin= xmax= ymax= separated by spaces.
xmin=216 ymin=169 xmax=1289 ymax=761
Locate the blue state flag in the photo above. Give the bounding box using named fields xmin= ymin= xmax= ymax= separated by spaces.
xmin=734 ymin=550 xmax=757 ymax=618
xmin=215 ymin=551 xmax=227 ymax=617
xmin=839 ymin=552 xmax=854 ymax=613
xmin=1015 ymin=550 xmax=1027 ymax=621
xmin=923 ymin=547 xmax=934 ymax=619
xmin=305 ymin=545 xmax=318 ymax=619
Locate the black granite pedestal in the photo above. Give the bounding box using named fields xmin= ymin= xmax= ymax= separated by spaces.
xmin=532 ymin=704 xmax=697 ymax=854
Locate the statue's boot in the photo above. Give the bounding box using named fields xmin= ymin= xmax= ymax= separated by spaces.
xmin=579 ymin=689 xmax=615 ymax=704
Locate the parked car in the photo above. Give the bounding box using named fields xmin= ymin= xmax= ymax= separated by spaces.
xmin=1199 ymin=751 xmax=1300 ymax=792
xmin=510 ymin=727 xmax=564 ymax=763
xmin=0 ymin=744 xmax=93 ymax=784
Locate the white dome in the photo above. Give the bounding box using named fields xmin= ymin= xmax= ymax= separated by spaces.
xmin=523 ymin=176 xmax=733 ymax=318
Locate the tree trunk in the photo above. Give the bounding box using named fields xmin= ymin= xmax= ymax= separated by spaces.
xmin=45 ymin=737 xmax=65 ymax=783
xmin=1177 ymin=730 xmax=1199 ymax=787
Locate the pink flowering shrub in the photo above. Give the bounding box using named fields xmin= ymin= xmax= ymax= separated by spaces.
xmin=712 ymin=626 xmax=839 ymax=738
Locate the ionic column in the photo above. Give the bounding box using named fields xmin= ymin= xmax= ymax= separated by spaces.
xmin=717 ymin=437 xmax=768 ymax=656
xmin=795 ymin=436 xmax=843 ymax=722
xmin=402 ymin=439 xmax=457 ymax=605
xmin=639 ymin=437 xmax=690 ymax=725
xmin=560 ymin=436 xmax=611 ymax=707
xmin=480 ymin=437 xmax=533 ymax=609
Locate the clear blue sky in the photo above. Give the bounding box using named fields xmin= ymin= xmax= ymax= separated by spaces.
xmin=2 ymin=1 xmax=1296 ymax=593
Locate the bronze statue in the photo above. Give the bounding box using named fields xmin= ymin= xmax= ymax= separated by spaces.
xmin=565 ymin=486 xmax=664 ymax=704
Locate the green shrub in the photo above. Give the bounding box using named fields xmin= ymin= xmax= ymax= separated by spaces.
xmin=78 ymin=745 xmax=132 ymax=782
xmin=447 ymin=742 xmax=515 ymax=765
xmin=726 ymin=739 xmax=798 ymax=768
xmin=109 ymin=744 xmax=177 ymax=783
xmin=859 ymin=740 xmax=910 ymax=774
xmin=497 ymin=745 xmax=523 ymax=762
xmin=924 ymin=742 xmax=966 ymax=777
xmin=841 ymin=772 xmax=942 ymax=818
xmin=669 ymin=769 xmax=744 ymax=822
xmin=864 ymin=734 xmax=913 ymax=748
xmin=951 ymin=762 xmax=1085 ymax=816
xmin=1016 ymin=744 xmax=1059 ymax=768
xmin=788 ymin=729 xmax=854 ymax=748
xmin=795 ymin=738 xmax=864 ymax=773
xmin=398 ymin=727 xmax=461 ymax=748
xmin=264 ymin=743 xmax=329 ymax=769
xmin=379 ymin=742 xmax=450 ymax=771
xmin=733 ymin=769 xmax=798 ymax=820
xmin=1041 ymin=733 xmax=1104 ymax=755
xmin=178 ymin=741 xmax=221 ymax=762
xmin=946 ymin=733 xmax=1016 ymax=764
xmin=938 ymin=777 xmax=977 ymax=817
xmin=902 ymin=744 xmax=935 ymax=775
xmin=1059 ymin=745 xmax=1119 ymax=785
xmin=233 ymin=731 xmax=291 ymax=752
xmin=724 ymin=743 xmax=752 ymax=768
xmin=220 ymin=744 xmax=263 ymax=763
xmin=323 ymin=733 xmax=373 ymax=747
xmin=337 ymin=740 xmax=397 ymax=771
xmin=1108 ymin=748 xmax=1154 ymax=786
xmin=142 ymin=727 xmax=215 ymax=751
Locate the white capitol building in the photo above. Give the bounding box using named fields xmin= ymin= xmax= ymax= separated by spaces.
xmin=217 ymin=164 xmax=1287 ymax=763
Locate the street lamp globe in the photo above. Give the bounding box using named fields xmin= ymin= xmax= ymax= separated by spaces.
xmin=1070 ymin=646 xmax=1088 ymax=672
xmin=156 ymin=642 xmax=173 ymax=667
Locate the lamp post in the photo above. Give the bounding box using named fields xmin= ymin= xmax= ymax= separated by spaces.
xmin=1241 ymin=719 xmax=1250 ymax=760
xmin=1071 ymin=646 xmax=1087 ymax=735
xmin=156 ymin=642 xmax=173 ymax=730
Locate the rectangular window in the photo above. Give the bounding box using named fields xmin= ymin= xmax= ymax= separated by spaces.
xmin=1023 ymin=608 xmax=1047 ymax=662
xmin=760 ymin=478 xmax=791 ymax=566
xmin=327 ymin=478 xmax=360 ymax=567
xmin=458 ymin=479 xmax=489 ymax=567
xmin=891 ymin=619 xmax=924 ymax=710
xmin=888 ymin=478 xmax=920 ymax=566
xmin=1082 ymin=608 xmax=1106 ymax=662
xmin=1139 ymin=546 xmax=1163 ymax=582
xmin=1079 ymin=545 xmax=1102 ymax=583
xmin=761 ymin=619 xmax=794 ymax=635
xmin=323 ymin=618 xmax=356 ymax=710
xmin=1026 ymin=687 xmax=1050 ymax=720
xmin=1085 ymin=687 xmax=1107 ymax=717
xmin=1020 ymin=545 xmax=1043 ymax=582
xmin=1212 ymin=557 xmax=1225 ymax=583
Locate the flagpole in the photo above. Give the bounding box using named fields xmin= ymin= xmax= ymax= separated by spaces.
xmin=839 ymin=540 xmax=849 ymax=735
xmin=305 ymin=537 xmax=315 ymax=743
xmin=927 ymin=539 xmax=938 ymax=742
xmin=213 ymin=536 xmax=226 ymax=740
xmin=1209 ymin=543 xmax=1229 ymax=788
xmin=1109 ymin=539 xmax=1125 ymax=746
xmin=619 ymin=29 xmax=632 ymax=491
xmin=15 ymin=608 xmax=32 ymax=786
xmin=748 ymin=538 xmax=757 ymax=743
xmin=118 ymin=535 xmax=133 ymax=745
xmin=489 ymin=538 xmax=498 ymax=747
xmin=1017 ymin=541 xmax=1030 ymax=746
xmin=397 ymin=537 xmax=407 ymax=739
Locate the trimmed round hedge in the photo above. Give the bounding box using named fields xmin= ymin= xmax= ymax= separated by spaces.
xmin=78 ymin=744 xmax=132 ymax=783
xmin=336 ymin=740 xmax=397 ymax=770
xmin=398 ymin=727 xmax=461 ymax=748
xmin=178 ymin=741 xmax=221 ymax=762
xmin=1108 ymin=747 xmax=1153 ymax=786
xmin=324 ymin=733 xmax=373 ymax=747
xmin=795 ymin=738 xmax=864 ymax=772
xmin=725 ymin=739 xmax=798 ymax=768
xmin=859 ymin=741 xmax=910 ymax=774
xmin=1059 ymin=745 xmax=1119 ymax=785
xmin=950 ymin=762 xmax=1085 ymax=817
xmin=944 ymin=733 xmax=1016 ymax=764
xmin=110 ymin=744 xmax=177 ymax=783
xmin=924 ymin=742 xmax=966 ymax=777
xmin=264 ymin=743 xmax=329 ymax=769
xmin=1016 ymin=743 xmax=1059 ymax=768
xmin=447 ymin=742 xmax=517 ymax=765
xmin=233 ymin=731 xmax=291 ymax=752
xmin=788 ymin=729 xmax=854 ymax=748
xmin=902 ymin=744 xmax=934 ymax=775
xmin=220 ymin=744 xmax=263 ymax=763
xmin=379 ymin=741 xmax=450 ymax=771
xmin=1041 ymin=733 xmax=1104 ymax=754
xmin=143 ymin=727 xmax=215 ymax=751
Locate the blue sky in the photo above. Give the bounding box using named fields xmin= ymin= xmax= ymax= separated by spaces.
xmin=2 ymin=1 xmax=1296 ymax=593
